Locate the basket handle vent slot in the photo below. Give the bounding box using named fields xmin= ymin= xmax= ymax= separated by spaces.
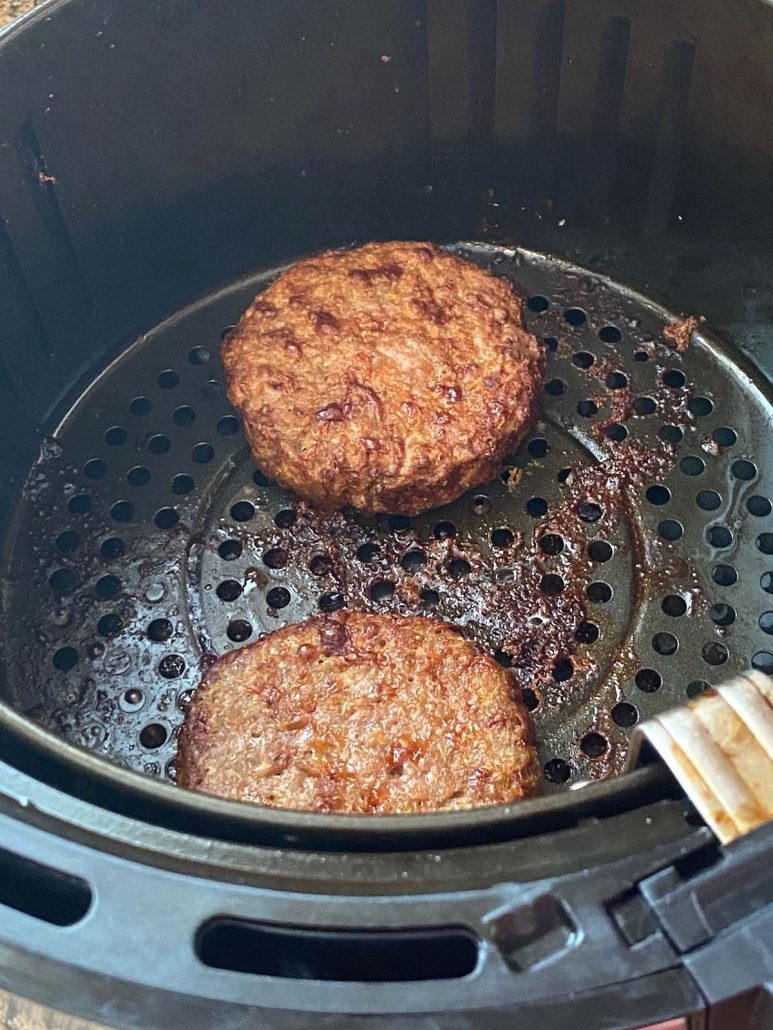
xmin=0 ymin=844 xmax=91 ymax=926
xmin=196 ymin=918 xmax=479 ymax=981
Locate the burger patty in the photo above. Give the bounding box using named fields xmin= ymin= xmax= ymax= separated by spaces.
xmin=177 ymin=611 xmax=540 ymax=814
xmin=221 ymin=241 xmax=545 ymax=515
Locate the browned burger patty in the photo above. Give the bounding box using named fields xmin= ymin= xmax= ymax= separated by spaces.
xmin=221 ymin=241 xmax=545 ymax=515
xmin=177 ymin=611 xmax=540 ymax=814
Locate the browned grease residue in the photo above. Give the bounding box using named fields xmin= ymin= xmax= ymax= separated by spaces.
xmin=663 ymin=315 xmax=703 ymax=353
xmin=263 ymin=436 xmax=676 ymax=782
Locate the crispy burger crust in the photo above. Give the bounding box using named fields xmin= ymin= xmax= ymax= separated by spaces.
xmin=177 ymin=611 xmax=540 ymax=814
xmin=221 ymin=241 xmax=545 ymax=515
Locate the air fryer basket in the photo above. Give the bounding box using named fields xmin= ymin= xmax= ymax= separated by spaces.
xmin=4 ymin=243 xmax=772 ymax=794
xmin=2 ymin=0 xmax=773 ymax=1028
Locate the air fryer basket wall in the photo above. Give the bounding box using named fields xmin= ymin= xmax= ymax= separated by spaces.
xmin=2 ymin=0 xmax=773 ymax=1027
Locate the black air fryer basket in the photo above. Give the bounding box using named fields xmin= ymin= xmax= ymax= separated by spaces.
xmin=1 ymin=1 xmax=773 ymax=1027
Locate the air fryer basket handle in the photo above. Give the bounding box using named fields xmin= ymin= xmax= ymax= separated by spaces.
xmin=0 ymin=784 xmax=702 ymax=1028
xmin=0 ymin=756 xmax=762 ymax=1029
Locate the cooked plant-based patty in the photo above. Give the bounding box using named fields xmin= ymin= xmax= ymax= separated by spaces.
xmin=177 ymin=611 xmax=540 ymax=814
xmin=221 ymin=241 xmax=545 ymax=515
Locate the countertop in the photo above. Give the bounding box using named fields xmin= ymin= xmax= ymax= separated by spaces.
xmin=1 ymin=0 xmax=42 ymax=28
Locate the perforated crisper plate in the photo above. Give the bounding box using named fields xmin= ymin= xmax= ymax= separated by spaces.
xmin=2 ymin=242 xmax=772 ymax=798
